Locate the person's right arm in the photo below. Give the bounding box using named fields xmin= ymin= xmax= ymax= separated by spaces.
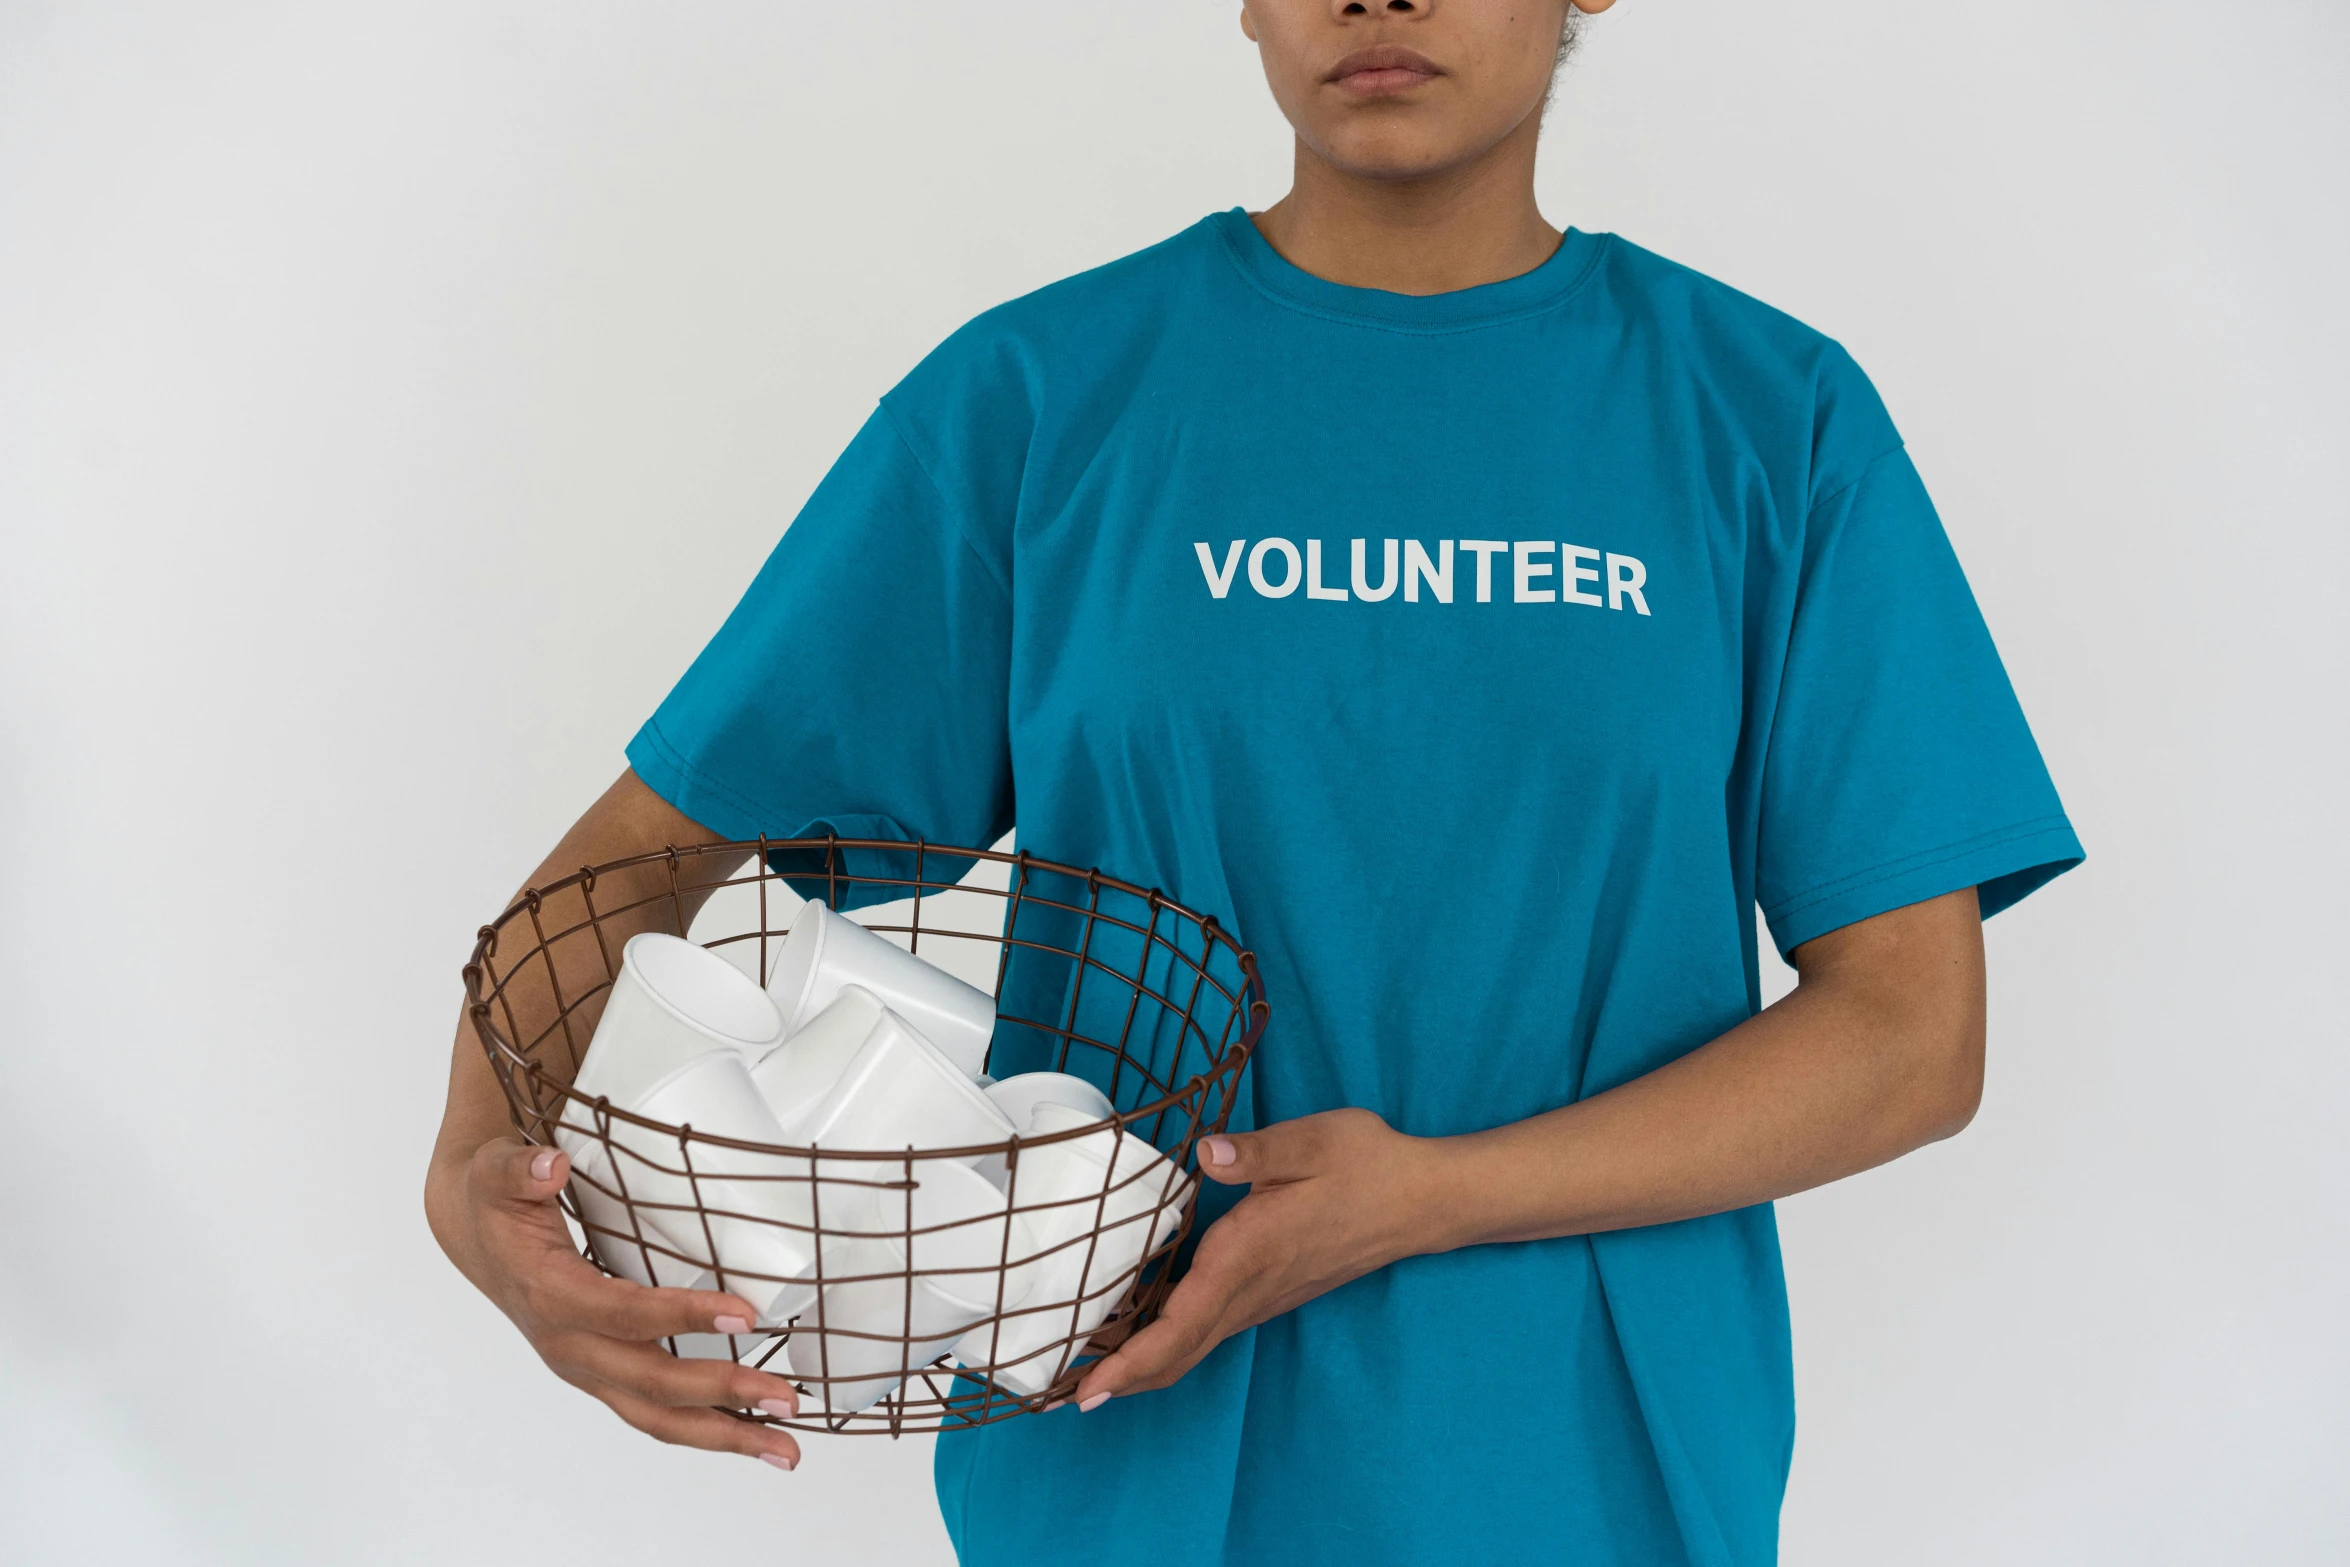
xmin=423 ymin=768 xmax=809 ymax=1472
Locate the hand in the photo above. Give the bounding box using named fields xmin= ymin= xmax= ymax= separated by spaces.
xmin=1069 ymin=1108 xmax=1453 ymax=1410
xmin=425 ymin=1135 xmax=806 ymax=1470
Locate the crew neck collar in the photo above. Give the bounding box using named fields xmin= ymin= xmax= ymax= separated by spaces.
xmin=1207 ymin=207 xmax=1605 ymax=333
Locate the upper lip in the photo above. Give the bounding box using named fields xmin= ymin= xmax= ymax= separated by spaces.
xmin=1324 ymin=45 xmax=1443 ymax=83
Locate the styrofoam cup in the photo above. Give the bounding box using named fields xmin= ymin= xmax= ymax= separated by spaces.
xmin=972 ymin=1072 xmax=1116 ymax=1187
xmin=953 ymin=1102 xmax=1190 ymax=1396
xmin=572 ymin=932 xmax=787 ymax=1110
xmin=983 ymin=1072 xmax=1115 ymax=1132
xmin=765 ymin=901 xmax=998 ymax=1078
xmin=568 ymin=1136 xmax=709 ymax=1288
xmin=565 ymin=1140 xmax=758 ymax=1361
xmin=796 ymin=1007 xmax=1016 ymax=1156
xmin=788 ymin=1160 xmax=1040 ymax=1413
xmin=560 ymin=1049 xmax=828 ymax=1327
xmin=749 ymin=985 xmax=886 ymax=1137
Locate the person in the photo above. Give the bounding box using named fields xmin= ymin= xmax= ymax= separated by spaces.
xmin=425 ymin=1 xmax=2083 ymax=1562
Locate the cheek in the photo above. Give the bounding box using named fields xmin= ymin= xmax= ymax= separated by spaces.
xmin=1245 ymin=19 xmax=1321 ymax=118
xmin=1463 ymin=9 xmax=1570 ymax=99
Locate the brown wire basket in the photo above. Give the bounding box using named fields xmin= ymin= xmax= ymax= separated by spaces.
xmin=463 ymin=836 xmax=1267 ymax=1436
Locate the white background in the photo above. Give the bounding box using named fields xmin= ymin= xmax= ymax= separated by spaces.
xmin=2 ymin=2 xmax=2343 ymax=1562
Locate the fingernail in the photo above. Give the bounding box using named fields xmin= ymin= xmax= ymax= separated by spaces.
xmin=1078 ymin=1392 xmax=1110 ymax=1413
xmin=1201 ymin=1138 xmax=1235 ymax=1167
xmin=759 ymin=1451 xmax=796 ymax=1472
xmin=1043 ymin=1400 xmax=1067 ymax=1413
xmin=713 ymin=1315 xmax=752 ymax=1335
xmin=529 ymin=1149 xmax=557 ymax=1181
xmin=756 ymin=1398 xmax=795 ymax=1420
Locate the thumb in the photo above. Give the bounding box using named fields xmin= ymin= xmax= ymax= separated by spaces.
xmin=1193 ymin=1120 xmax=1310 ymax=1186
xmin=481 ymin=1137 xmax=571 ymax=1204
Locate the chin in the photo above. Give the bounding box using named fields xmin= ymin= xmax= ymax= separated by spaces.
xmin=1316 ymin=128 xmax=1476 ymax=183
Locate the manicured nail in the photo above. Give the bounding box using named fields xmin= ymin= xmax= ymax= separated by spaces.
xmin=756 ymin=1398 xmax=795 ymax=1420
xmin=713 ymin=1315 xmax=753 ymax=1335
xmin=759 ymin=1451 xmax=796 ymax=1472
xmin=1043 ymin=1400 xmax=1067 ymax=1413
xmin=1201 ymin=1138 xmax=1235 ymax=1167
xmin=529 ymin=1149 xmax=558 ymax=1181
xmin=1078 ymin=1392 xmax=1110 ymax=1413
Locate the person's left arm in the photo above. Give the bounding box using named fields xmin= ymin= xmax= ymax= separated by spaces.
xmin=1072 ymin=884 xmax=1985 ymax=1408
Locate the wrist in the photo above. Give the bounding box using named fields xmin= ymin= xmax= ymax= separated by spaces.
xmin=1398 ymin=1130 xmax=1490 ymax=1257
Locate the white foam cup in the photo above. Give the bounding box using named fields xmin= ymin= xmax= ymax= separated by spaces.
xmin=788 ymin=1160 xmax=1040 ymax=1413
xmin=796 ymin=1007 xmax=1017 ymax=1157
xmin=567 ymin=1136 xmax=709 ymax=1287
xmin=563 ymin=1139 xmax=757 ymax=1361
xmin=564 ymin=1049 xmax=828 ymax=1327
xmin=571 ymin=932 xmax=787 ymax=1110
xmin=984 ymin=1072 xmax=1115 ymax=1132
xmin=765 ymin=901 xmax=998 ymax=1078
xmin=954 ymin=1102 xmax=1190 ymax=1395
xmin=972 ymin=1072 xmax=1116 ymax=1187
xmin=749 ymin=984 xmax=886 ymax=1137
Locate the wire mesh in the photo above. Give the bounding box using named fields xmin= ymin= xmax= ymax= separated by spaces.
xmin=462 ymin=837 xmax=1267 ymax=1436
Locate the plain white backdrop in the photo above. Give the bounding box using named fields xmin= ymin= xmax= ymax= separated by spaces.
xmin=2 ymin=2 xmax=2344 ymax=1562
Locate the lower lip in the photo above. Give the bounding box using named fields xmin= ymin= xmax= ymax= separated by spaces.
xmin=1333 ymin=67 xmax=1437 ymax=97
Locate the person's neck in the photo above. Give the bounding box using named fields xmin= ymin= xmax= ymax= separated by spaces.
xmin=1250 ymin=119 xmax=1559 ymax=297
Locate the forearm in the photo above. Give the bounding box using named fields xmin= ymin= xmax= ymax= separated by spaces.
xmin=1424 ymin=888 xmax=1986 ymax=1249
xmin=1070 ymin=895 xmax=1991 ymax=1405
xmin=427 ymin=771 xmax=741 ymax=1230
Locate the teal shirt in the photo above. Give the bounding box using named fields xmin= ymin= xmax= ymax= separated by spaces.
xmin=628 ymin=211 xmax=2082 ymax=1566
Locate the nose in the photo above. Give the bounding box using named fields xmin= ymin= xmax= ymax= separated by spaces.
xmin=1336 ymin=0 xmax=1424 ymax=16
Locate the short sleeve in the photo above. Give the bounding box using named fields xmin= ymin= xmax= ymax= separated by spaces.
xmin=625 ymin=402 xmax=1015 ymax=903
xmin=1756 ymin=445 xmax=2082 ymax=958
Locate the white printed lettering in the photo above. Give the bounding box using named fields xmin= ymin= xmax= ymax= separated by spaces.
xmin=1205 ymin=539 xmax=1649 ymax=618
xmin=1306 ymin=539 xmax=1348 ymax=600
xmin=1606 ymin=553 xmax=1650 ymax=615
xmin=1513 ymin=541 xmax=1556 ymax=603
xmin=1194 ymin=540 xmax=1243 ymax=599
xmin=1562 ymin=544 xmax=1603 ymax=606
xmin=1351 ymin=538 xmax=1399 ymax=602
xmin=1404 ymin=539 xmax=1453 ymax=603
xmin=1460 ymin=539 xmax=1508 ymax=604
xmin=1249 ymin=537 xmax=1302 ymax=598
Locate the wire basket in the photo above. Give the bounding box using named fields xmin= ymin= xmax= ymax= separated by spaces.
xmin=463 ymin=837 xmax=1267 ymax=1436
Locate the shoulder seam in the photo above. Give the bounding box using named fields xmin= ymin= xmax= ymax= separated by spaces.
xmin=1809 ymin=442 xmax=1909 ymax=517
xmin=874 ymin=397 xmax=1015 ymax=605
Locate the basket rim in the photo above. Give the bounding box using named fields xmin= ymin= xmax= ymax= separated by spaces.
xmin=463 ymin=835 xmax=1269 ymax=1163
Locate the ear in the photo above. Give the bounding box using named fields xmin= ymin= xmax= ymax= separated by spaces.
xmin=1570 ymin=0 xmax=1618 ymax=14
xmin=1240 ymin=6 xmax=1259 ymax=44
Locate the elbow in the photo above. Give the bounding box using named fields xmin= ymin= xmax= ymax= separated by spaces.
xmin=1915 ymin=1018 xmax=1986 ymax=1145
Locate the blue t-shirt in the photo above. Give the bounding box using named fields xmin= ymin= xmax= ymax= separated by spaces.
xmin=627 ymin=210 xmax=2081 ymax=1567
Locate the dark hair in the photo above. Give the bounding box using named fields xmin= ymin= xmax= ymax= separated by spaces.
xmin=1555 ymin=9 xmax=1585 ymax=71
xmin=1546 ymin=9 xmax=1587 ymax=116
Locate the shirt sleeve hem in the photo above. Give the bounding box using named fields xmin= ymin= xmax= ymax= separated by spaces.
xmin=1761 ymin=816 xmax=2084 ymax=960
xmin=625 ymin=718 xmax=802 ymax=842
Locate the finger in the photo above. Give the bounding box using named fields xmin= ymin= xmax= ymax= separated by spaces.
xmin=545 ymin=1332 xmax=801 ymax=1419
xmin=598 ymin=1386 xmax=803 ymax=1471
xmin=1072 ymin=1248 xmax=1250 ymax=1406
xmin=479 ymin=1142 xmax=772 ymax=1338
xmin=528 ymin=1267 xmax=767 ymax=1344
